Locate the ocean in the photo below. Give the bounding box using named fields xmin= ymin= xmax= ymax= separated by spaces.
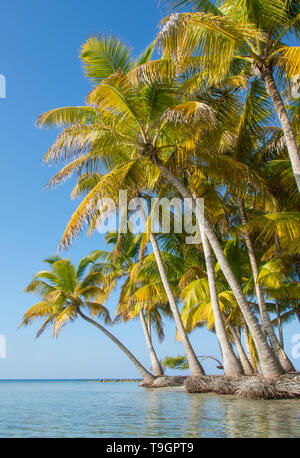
xmin=0 ymin=380 xmax=299 ymax=438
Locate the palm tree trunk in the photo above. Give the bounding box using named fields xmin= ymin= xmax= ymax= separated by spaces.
xmin=294 ymin=263 xmax=300 ymax=323
xmin=139 ymin=310 xmax=164 ymax=376
xmin=138 ymin=203 xmax=205 ymax=375
xmin=200 ymin=228 xmax=243 ymax=376
xmin=238 ymin=200 xmax=267 ymax=333
xmin=242 ymin=322 xmax=258 ymax=373
xmin=261 ymin=66 xmax=300 ymax=192
xmin=238 ymin=199 xmax=295 ymax=372
xmin=78 ymin=310 xmax=155 ymax=384
xmin=147 ymin=315 xmax=152 ymax=338
xmin=152 ymin=159 xmax=283 ymax=377
xmin=228 ymin=324 xmax=254 ymax=375
xmin=275 ymin=299 xmax=284 ymax=348
xmin=149 ymin=231 xmax=205 ymax=375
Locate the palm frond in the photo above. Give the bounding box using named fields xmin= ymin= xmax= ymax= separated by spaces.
xmin=45 ymin=155 xmax=99 ymax=189
xmin=133 ymin=42 xmax=155 ymax=67
xmin=84 ymin=302 xmax=112 ymax=324
xmin=52 ymin=259 xmax=78 ymax=293
xmin=163 ymin=0 xmax=221 ymax=15
xmin=20 ymin=302 xmax=58 ymax=326
xmin=160 ymin=101 xmax=216 ymax=125
xmin=80 ymin=35 xmax=133 ymax=84
xmin=37 ymin=106 xmax=96 ymax=128
xmin=274 ymin=45 xmax=300 ymax=81
xmin=87 ymin=72 xmax=143 ymax=129
xmin=53 ymin=306 xmax=78 ymax=337
xmin=59 ymin=160 xmax=139 ymax=249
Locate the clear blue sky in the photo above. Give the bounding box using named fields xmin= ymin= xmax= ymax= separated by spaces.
xmin=0 ymin=0 xmax=299 ymax=379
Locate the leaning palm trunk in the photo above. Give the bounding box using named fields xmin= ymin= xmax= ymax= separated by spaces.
xmin=78 ymin=310 xmax=155 ymax=384
xmin=139 ymin=310 xmax=164 ymax=376
xmin=147 ymin=315 xmax=152 ymax=338
xmin=200 ymin=228 xmax=243 ymax=376
xmin=149 ymin=232 xmax=205 ymax=375
xmin=152 ymin=159 xmax=283 ymax=377
xmin=138 ymin=204 xmax=205 ymax=375
xmin=228 ymin=324 xmax=255 ymax=375
xmin=238 ymin=200 xmax=295 ymax=372
xmin=203 ymin=220 xmax=283 ymax=376
xmin=295 ymin=264 xmax=300 ymax=323
xmin=242 ymin=322 xmax=258 ymax=374
xmin=261 ymin=66 xmax=300 ymax=192
xmin=275 ymin=299 xmax=284 ymax=348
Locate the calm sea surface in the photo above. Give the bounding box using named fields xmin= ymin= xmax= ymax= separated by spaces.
xmin=0 ymin=380 xmax=299 ymax=438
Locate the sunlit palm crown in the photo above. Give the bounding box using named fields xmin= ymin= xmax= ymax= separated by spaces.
xmin=21 ymin=257 xmax=110 ymax=338
xmin=33 ymin=28 xmax=300 ymax=357
xmin=36 ymin=34 xmax=290 ymax=249
xmin=159 ymin=0 xmax=299 ymax=87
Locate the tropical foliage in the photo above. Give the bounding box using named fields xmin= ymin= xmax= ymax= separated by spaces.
xmin=22 ymin=1 xmax=299 ymax=381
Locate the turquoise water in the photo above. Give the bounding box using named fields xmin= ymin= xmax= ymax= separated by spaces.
xmin=0 ymin=380 xmax=299 ymax=438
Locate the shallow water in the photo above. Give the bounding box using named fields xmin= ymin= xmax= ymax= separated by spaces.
xmin=0 ymin=380 xmax=299 ymax=437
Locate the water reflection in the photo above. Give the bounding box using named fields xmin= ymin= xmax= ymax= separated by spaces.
xmin=0 ymin=381 xmax=298 ymax=437
xmin=216 ymin=395 xmax=300 ymax=438
xmin=184 ymin=392 xmax=299 ymax=438
xmin=186 ymin=394 xmax=226 ymax=437
xmin=140 ymin=389 xmax=299 ymax=438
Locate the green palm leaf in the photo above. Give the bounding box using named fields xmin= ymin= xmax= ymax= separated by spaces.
xmin=80 ymin=35 xmax=134 ymax=84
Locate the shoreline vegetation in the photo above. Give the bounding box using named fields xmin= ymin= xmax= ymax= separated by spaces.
xmin=21 ymin=0 xmax=300 ymax=402
xmin=142 ymin=373 xmax=300 ymax=400
xmin=89 ymin=374 xmax=300 ymax=400
xmin=89 ymin=379 xmax=143 ymax=383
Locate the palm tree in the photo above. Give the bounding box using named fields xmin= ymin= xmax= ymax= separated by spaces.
xmin=238 ymin=201 xmax=295 ymax=371
xmin=147 ymin=153 xmax=283 ymax=376
xmin=37 ymin=35 xmax=284 ymax=376
xmin=37 ymin=36 xmax=208 ymax=376
xmin=179 ymin=241 xmax=256 ymax=375
xmin=200 ymin=75 xmax=296 ymax=371
xmin=242 ymin=320 xmax=259 ymax=373
xmin=141 ymin=211 xmax=205 ymax=375
xmin=257 ymin=255 xmax=300 ymax=332
xmin=21 ymin=256 xmax=155 ymax=384
xmin=69 ymin=170 xmax=205 ymax=377
xmin=198 ymin=222 xmax=244 ymax=375
xmin=80 ymin=231 xmax=165 ymax=376
xmin=160 ymin=0 xmax=300 ymax=190
xmin=138 ymin=309 xmax=165 ymax=376
xmin=153 ymin=229 xmax=243 ymax=376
